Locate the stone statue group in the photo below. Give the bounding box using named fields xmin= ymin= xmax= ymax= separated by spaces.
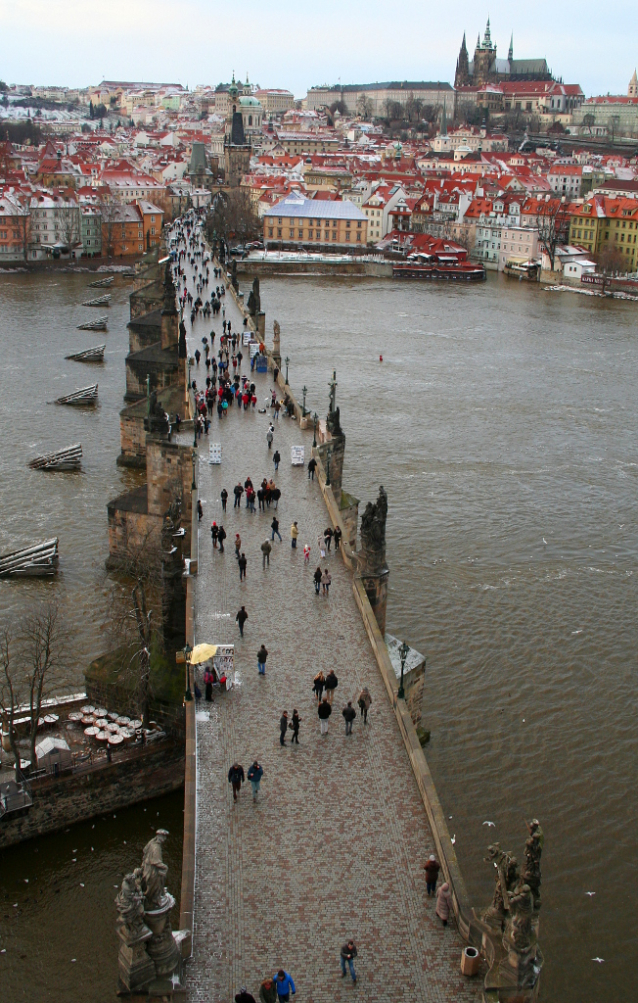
xmin=115 ymin=829 xmax=182 ymax=991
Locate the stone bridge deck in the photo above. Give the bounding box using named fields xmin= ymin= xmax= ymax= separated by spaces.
xmin=183 ymin=260 xmax=480 ymax=1002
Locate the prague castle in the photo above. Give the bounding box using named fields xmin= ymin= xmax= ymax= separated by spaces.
xmin=454 ymin=20 xmax=553 ymax=88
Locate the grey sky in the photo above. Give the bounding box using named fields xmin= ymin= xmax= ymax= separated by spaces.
xmin=1 ymin=0 xmax=635 ymax=97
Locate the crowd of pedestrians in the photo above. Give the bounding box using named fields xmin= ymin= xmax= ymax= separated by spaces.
xmin=171 ymin=212 xmax=450 ymax=999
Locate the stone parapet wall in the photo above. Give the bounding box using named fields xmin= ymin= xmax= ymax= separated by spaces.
xmin=0 ymin=742 xmax=184 ymax=851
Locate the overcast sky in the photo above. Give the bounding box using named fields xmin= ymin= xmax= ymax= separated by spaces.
xmin=1 ymin=0 xmax=635 ymax=98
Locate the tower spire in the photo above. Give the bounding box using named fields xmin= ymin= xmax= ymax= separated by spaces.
xmin=508 ymin=33 xmax=513 ymax=61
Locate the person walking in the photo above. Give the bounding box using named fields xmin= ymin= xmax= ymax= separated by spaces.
xmin=342 ymin=701 xmax=356 ymax=735
xmin=271 ymin=516 xmax=282 ymax=542
xmin=312 ymin=670 xmax=325 ymax=702
xmin=217 ymin=524 xmax=226 ymax=553
xmin=235 ymin=989 xmax=256 ymax=1003
xmin=211 ymin=521 xmax=219 ymax=548
xmin=228 ymin=762 xmax=245 ymax=802
xmin=290 ymin=522 xmax=299 ymax=549
xmin=273 ymin=970 xmax=295 ymax=1002
xmin=333 ymin=525 xmax=342 ymax=551
xmin=273 ymin=449 xmax=281 ymax=471
xmin=257 ymin=644 xmax=268 ymax=675
xmin=313 ymin=566 xmax=322 ymax=595
xmin=290 ymin=709 xmax=301 ymax=744
xmin=303 ymin=543 xmax=311 ymax=564
xmin=340 ymin=940 xmax=358 ymax=983
xmin=259 ymin=977 xmax=277 ymax=1003
xmin=239 ymin=552 xmax=247 ymax=581
xmin=247 ymin=760 xmax=263 ymax=801
xmin=266 ymin=426 xmax=274 ymax=450
xmin=357 ymin=687 xmax=372 ymax=724
xmin=279 ymin=711 xmax=289 ymax=746
xmin=233 ymin=482 xmax=244 ymax=508
xmin=261 ymin=539 xmax=272 ymax=568
xmin=424 ymin=855 xmax=441 ymax=897
xmin=321 ymin=568 xmax=332 ymax=596
xmin=307 ymin=456 xmax=317 ymax=480
xmin=324 ymin=526 xmax=333 ymax=552
xmin=325 ymin=668 xmax=338 ymax=703
xmin=318 ymin=696 xmax=332 ymax=735
xmin=234 ymin=533 xmax=242 ymax=560
xmin=236 ymin=605 xmax=248 ymax=637
xmin=197 ymin=499 xmax=203 ymax=521
xmin=436 ymin=882 xmax=452 ymax=927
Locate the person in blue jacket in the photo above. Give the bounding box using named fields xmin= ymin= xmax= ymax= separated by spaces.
xmin=273 ymin=969 xmax=295 ymax=1000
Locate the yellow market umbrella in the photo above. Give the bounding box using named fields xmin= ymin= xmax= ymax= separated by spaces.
xmin=190 ymin=643 xmax=218 ymax=664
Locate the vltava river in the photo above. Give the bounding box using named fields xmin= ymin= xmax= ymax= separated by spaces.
xmin=0 ymin=269 xmax=635 ymax=1001
xmin=259 ymin=274 xmax=638 ymax=1003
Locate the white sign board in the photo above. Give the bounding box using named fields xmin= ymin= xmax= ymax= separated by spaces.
xmin=213 ymin=644 xmax=235 ymax=689
xmin=291 ymin=445 xmax=305 ymax=466
xmin=243 ymin=332 xmax=254 ymax=346
xmin=208 ymin=442 xmax=222 ymax=464
xmin=250 ymin=342 xmax=260 ymax=359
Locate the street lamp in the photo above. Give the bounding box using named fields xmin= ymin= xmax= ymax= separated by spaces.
xmin=325 ymin=445 xmax=332 ymax=486
xmin=284 ymin=356 xmax=290 ymax=385
xmin=313 ymin=411 xmax=318 ymax=448
xmin=397 ymin=640 xmax=410 ymax=700
xmin=302 ymin=385 xmax=308 ymax=416
xmin=183 ymin=643 xmax=193 ymax=702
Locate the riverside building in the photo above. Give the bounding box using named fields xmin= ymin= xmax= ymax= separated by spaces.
xmin=263 ymin=193 xmax=368 ymax=248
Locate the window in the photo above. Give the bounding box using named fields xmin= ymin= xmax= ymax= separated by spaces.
xmin=268 ymin=228 xmax=273 ymax=237
xmin=298 ymin=230 xmax=303 ymax=239
xmin=308 ymin=230 xmax=313 ymax=239
xmin=151 ymin=215 xmax=155 ymax=222
xmin=277 ymin=228 xmax=282 ymax=237
xmin=345 ymin=232 xmax=350 ymax=241
xmin=139 ymin=243 xmax=143 ymax=251
xmin=356 ymin=232 xmax=361 ymax=241
xmin=278 ymin=218 xmax=282 ymax=225
xmin=346 ymin=220 xmax=351 ymax=228
xmin=289 ymin=230 xmax=294 ymax=238
xmin=357 ymin=221 xmax=362 ymax=228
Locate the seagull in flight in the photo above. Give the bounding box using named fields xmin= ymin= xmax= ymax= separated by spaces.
xmin=483 ymin=821 xmax=496 ymax=827
xmin=585 ymin=891 xmax=596 ymax=897
xmin=592 ymin=957 xmax=604 ymax=963
xmin=451 ymin=834 xmax=456 ymax=845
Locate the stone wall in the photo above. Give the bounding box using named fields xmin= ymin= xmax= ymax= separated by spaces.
xmin=0 ymin=742 xmax=184 ymax=850
xmin=125 ymin=349 xmax=179 ymax=401
xmin=119 ymin=411 xmax=148 ymax=468
xmin=106 ymin=486 xmax=162 ymax=568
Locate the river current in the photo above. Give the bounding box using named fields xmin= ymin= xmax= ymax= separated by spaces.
xmin=0 ymin=269 xmax=635 ymax=1001
xmin=259 ymin=274 xmax=638 ymax=1003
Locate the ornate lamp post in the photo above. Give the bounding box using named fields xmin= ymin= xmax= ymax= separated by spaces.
xmin=325 ymin=445 xmax=332 ymax=486
xmin=302 ymin=385 xmax=308 ymax=416
xmin=183 ymin=643 xmax=193 ymax=702
xmin=397 ymin=640 xmax=410 ymax=700
xmin=313 ymin=411 xmax=318 ymax=448
xmin=284 ymin=356 xmax=290 ymax=385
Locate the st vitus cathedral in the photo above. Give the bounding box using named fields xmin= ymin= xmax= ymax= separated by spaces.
xmin=454 ymin=19 xmax=554 ymax=88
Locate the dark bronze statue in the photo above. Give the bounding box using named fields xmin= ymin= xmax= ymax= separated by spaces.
xmin=247 ymin=277 xmax=260 ymax=316
xmin=360 ymin=485 xmax=388 ymax=557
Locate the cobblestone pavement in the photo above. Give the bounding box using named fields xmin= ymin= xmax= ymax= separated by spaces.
xmin=180 ymin=243 xmax=480 ymax=1002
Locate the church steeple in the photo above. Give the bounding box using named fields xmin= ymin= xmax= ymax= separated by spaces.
xmin=508 ymin=33 xmax=513 ymax=61
xmin=455 ymin=31 xmax=471 ymax=87
xmin=483 ymin=17 xmax=492 ymax=49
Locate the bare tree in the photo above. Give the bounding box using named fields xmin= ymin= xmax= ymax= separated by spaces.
xmin=206 ymin=188 xmax=260 ymax=246
xmin=356 ymin=94 xmax=373 ymax=120
xmin=582 ymin=113 xmax=595 ymax=136
xmin=537 ymin=199 xmax=563 ymax=271
xmin=0 ymin=603 xmax=61 ymax=771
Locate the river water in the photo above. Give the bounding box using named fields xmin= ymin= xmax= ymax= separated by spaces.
xmin=258 ymin=274 xmax=638 ymax=1003
xmin=0 ymin=269 xmax=635 ymax=1000
xmin=0 ymin=270 xmax=182 ymax=998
